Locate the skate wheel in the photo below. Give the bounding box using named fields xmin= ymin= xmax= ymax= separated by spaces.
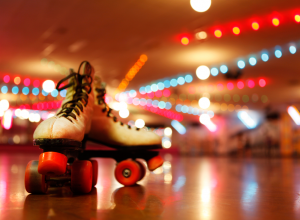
xmin=135 ymin=160 xmax=146 ymax=181
xmin=147 ymin=155 xmax=164 ymax=171
xmin=115 ymin=160 xmax=140 ymax=186
xmin=25 ymin=160 xmax=48 ymax=194
xmin=71 ymin=160 xmax=93 ymax=194
xmin=38 ymin=152 xmax=67 ymax=175
xmin=90 ymin=160 xmax=98 ymax=186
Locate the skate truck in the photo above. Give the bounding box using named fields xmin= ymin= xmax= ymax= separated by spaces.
xmin=24 ymin=137 xmax=164 ymax=194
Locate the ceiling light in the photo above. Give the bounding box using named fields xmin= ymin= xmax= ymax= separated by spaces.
xmin=196 ymin=65 xmax=210 ymax=80
xmin=190 ymin=0 xmax=211 ymax=12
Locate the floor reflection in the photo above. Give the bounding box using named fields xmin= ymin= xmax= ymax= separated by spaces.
xmin=22 ymin=185 xmax=163 ymax=220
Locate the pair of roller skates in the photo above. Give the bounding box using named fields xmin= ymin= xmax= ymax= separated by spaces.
xmin=25 ymin=61 xmax=164 ymax=194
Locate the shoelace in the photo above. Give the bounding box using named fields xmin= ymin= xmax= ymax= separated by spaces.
xmin=95 ymin=83 xmax=139 ymax=130
xmin=56 ymin=61 xmax=93 ymax=122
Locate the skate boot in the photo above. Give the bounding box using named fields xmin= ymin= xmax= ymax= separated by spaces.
xmin=25 ymin=61 xmax=95 ymax=194
xmin=80 ymin=76 xmax=164 ymax=186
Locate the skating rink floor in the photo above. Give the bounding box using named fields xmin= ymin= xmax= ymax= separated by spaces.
xmin=1 ymin=146 xmax=300 ymax=220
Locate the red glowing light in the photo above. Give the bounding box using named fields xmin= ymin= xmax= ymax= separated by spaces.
xmin=237 ymin=81 xmax=244 ymax=89
xmin=272 ymin=18 xmax=280 ymax=26
xmin=259 ymin=79 xmax=266 ymax=87
xmin=24 ymin=78 xmax=31 ymax=86
xmin=217 ymin=83 xmax=224 ymax=91
xmin=3 ymin=75 xmax=10 ymax=83
xmin=214 ymin=30 xmax=222 ymax=38
xmin=252 ymin=22 xmax=259 ymax=30
xmin=227 ymin=82 xmax=234 ymax=90
xmin=247 ymin=80 xmax=255 ymax=88
xmin=163 ymin=89 xmax=171 ymax=97
xmin=147 ymin=92 xmax=154 ymax=99
xmin=33 ymin=80 xmax=40 ymax=87
xmin=155 ymin=90 xmax=162 ymax=98
xmin=181 ymin=37 xmax=189 ymax=45
xmin=232 ymin=27 xmax=240 ymax=35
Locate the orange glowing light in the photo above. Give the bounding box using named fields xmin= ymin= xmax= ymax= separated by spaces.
xmin=252 ymin=22 xmax=259 ymax=30
xmin=232 ymin=27 xmax=240 ymax=35
xmin=181 ymin=37 xmax=189 ymax=45
xmin=214 ymin=30 xmax=222 ymax=38
xmin=295 ymin=15 xmax=300 ymax=23
xmin=272 ymin=18 xmax=280 ymax=26
xmin=14 ymin=77 xmax=21 ymax=85
xmin=140 ymin=54 xmax=148 ymax=62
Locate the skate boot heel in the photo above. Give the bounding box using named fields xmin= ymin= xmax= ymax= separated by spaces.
xmin=38 ymin=152 xmax=68 ymax=175
xmin=147 ymin=155 xmax=164 ymax=171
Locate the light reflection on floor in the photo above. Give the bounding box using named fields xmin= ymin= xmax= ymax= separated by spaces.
xmin=0 ymin=147 xmax=300 ymax=219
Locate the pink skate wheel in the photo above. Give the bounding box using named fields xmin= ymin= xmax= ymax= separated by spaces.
xmin=147 ymin=155 xmax=164 ymax=171
xmin=135 ymin=160 xmax=146 ymax=181
xmin=71 ymin=160 xmax=93 ymax=194
xmin=25 ymin=160 xmax=48 ymax=194
xmin=90 ymin=160 xmax=98 ymax=186
xmin=115 ymin=160 xmax=140 ymax=186
xmin=38 ymin=152 xmax=67 ymax=175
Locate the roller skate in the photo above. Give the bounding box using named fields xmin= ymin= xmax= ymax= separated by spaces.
xmin=79 ymin=76 xmax=164 ymax=186
xmin=25 ymin=61 xmax=97 ymax=194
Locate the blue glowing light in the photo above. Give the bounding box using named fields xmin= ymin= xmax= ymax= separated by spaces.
xmin=164 ymin=80 xmax=170 ymax=88
xmin=275 ymin=49 xmax=282 ymax=58
xmin=157 ymin=82 xmax=164 ymax=90
xmin=210 ymin=67 xmax=219 ymax=76
xmin=249 ymin=57 xmax=257 ymax=66
xmin=171 ymin=120 xmax=186 ymax=135
xmin=151 ymin=84 xmax=158 ymax=92
xmin=139 ymin=87 xmax=146 ymax=94
xmin=177 ymin=77 xmax=185 ymax=85
xmin=152 ymin=100 xmax=159 ymax=108
xmin=220 ymin=65 xmax=228 ymax=74
xmin=192 ymin=108 xmax=200 ymax=115
xmin=181 ymin=105 xmax=189 ymax=113
xmin=22 ymin=87 xmax=29 ymax=95
xmin=261 ymin=53 xmax=269 ymax=62
xmin=158 ymin=101 xmax=166 ymax=109
xmin=60 ymin=90 xmax=67 ymax=97
xmin=1 ymin=86 xmax=8 ymax=94
xmin=170 ymin=79 xmax=178 ymax=87
xmin=12 ymin=86 xmax=19 ymax=94
xmin=237 ymin=111 xmax=258 ymax=129
xmin=129 ymin=90 xmax=137 ymax=97
xmin=32 ymin=87 xmax=39 ymax=96
xmin=165 ymin=102 xmax=172 ymax=110
xmin=237 ymin=60 xmax=246 ymax=69
xmin=289 ymin=46 xmax=297 ymax=54
xmin=42 ymin=89 xmax=48 ymax=96
xmin=51 ymin=89 xmax=58 ymax=97
xmin=146 ymin=85 xmax=152 ymax=93
xmin=188 ymin=107 xmax=193 ymax=114
xmin=185 ymin=74 xmax=193 ymax=83
xmin=176 ymin=104 xmax=182 ymax=112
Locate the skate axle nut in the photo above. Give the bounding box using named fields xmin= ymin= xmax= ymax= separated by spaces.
xmin=122 ymin=169 xmax=131 ymax=178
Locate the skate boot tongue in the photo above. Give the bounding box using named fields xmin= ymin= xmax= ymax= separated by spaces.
xmin=56 ymin=61 xmax=94 ymax=122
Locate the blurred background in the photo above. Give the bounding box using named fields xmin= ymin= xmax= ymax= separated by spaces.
xmin=1 ymin=0 xmax=300 ymax=157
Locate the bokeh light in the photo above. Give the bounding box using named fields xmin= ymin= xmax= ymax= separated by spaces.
xmin=259 ymin=79 xmax=266 ymax=87
xmin=295 ymin=15 xmax=300 ymax=23
xmin=220 ymin=65 xmax=228 ymax=73
xmin=43 ymin=80 xmax=55 ymax=93
xmin=237 ymin=81 xmax=244 ymax=89
xmin=14 ymin=77 xmax=21 ymax=85
xmin=190 ymin=0 xmax=211 ymax=12
xmin=196 ymin=65 xmax=210 ymax=80
xmin=3 ymin=75 xmax=10 ymax=83
xmin=232 ymin=27 xmax=240 ymax=35
xmin=198 ymin=97 xmax=210 ymax=109
xmin=214 ymin=30 xmax=222 ymax=38
xmin=135 ymin=119 xmax=145 ymax=128
xmin=247 ymin=80 xmax=255 ymax=88
xmin=181 ymin=37 xmax=189 ymax=45
xmin=237 ymin=60 xmax=246 ymax=69
xmin=252 ymin=22 xmax=259 ymax=30
xmin=210 ymin=67 xmax=219 ymax=76
xmin=24 ymin=78 xmax=31 ymax=86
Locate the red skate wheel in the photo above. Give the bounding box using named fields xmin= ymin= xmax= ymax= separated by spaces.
xmin=71 ymin=160 xmax=93 ymax=194
xmin=147 ymin=155 xmax=164 ymax=171
xmin=38 ymin=152 xmax=67 ymax=175
xmin=90 ymin=160 xmax=98 ymax=186
xmin=114 ymin=160 xmax=140 ymax=186
xmin=25 ymin=160 xmax=48 ymax=194
xmin=135 ymin=160 xmax=146 ymax=181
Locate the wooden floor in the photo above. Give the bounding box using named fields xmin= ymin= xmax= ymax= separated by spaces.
xmin=1 ymin=146 xmax=300 ymax=220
